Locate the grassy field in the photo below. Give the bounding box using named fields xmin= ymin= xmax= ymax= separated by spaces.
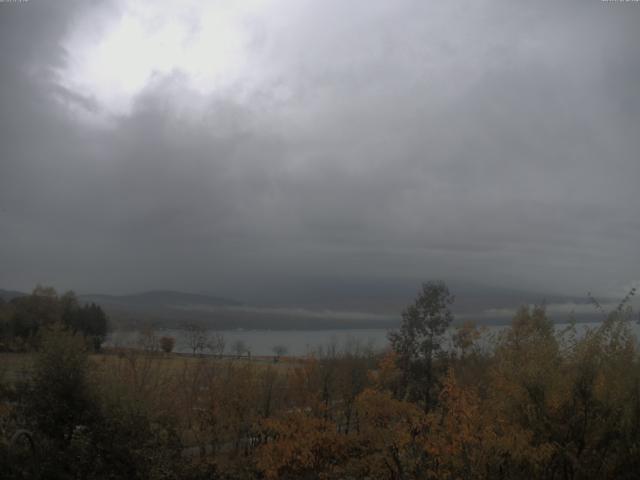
xmin=0 ymin=350 xmax=300 ymax=387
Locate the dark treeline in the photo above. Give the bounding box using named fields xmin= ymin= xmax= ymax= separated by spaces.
xmin=0 ymin=286 xmax=108 ymax=351
xmin=1 ymin=282 xmax=639 ymax=479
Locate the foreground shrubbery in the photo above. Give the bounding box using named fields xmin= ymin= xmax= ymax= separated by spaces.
xmin=1 ymin=284 xmax=639 ymax=479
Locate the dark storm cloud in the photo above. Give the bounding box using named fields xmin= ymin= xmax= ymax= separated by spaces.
xmin=1 ymin=0 xmax=639 ymax=306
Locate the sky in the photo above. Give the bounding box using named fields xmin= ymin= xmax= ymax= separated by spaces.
xmin=0 ymin=0 xmax=639 ymax=308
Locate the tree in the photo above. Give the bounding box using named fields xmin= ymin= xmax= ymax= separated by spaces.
xmin=78 ymin=303 xmax=109 ymax=351
xmin=159 ymin=336 xmax=175 ymax=354
xmin=0 ymin=298 xmax=14 ymax=349
xmin=9 ymin=286 xmax=61 ymax=346
xmin=183 ymin=322 xmax=208 ymax=356
xmin=232 ymin=339 xmax=247 ymax=359
xmin=16 ymin=325 xmax=184 ymax=479
xmin=257 ymin=411 xmax=347 ymax=480
xmin=207 ymin=331 xmax=225 ymax=358
xmin=19 ymin=324 xmax=97 ymax=446
xmin=388 ymin=281 xmax=454 ymax=411
xmin=137 ymin=326 xmax=159 ymax=353
xmin=350 ymin=387 xmax=426 ymax=478
xmin=272 ymin=345 xmax=288 ymax=362
xmin=452 ymin=320 xmax=483 ymax=359
xmin=59 ymin=291 xmax=109 ymax=351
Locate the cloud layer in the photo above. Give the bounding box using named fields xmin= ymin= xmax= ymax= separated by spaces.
xmin=1 ymin=0 xmax=639 ymax=306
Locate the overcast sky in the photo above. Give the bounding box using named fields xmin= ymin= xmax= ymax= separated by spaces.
xmin=1 ymin=0 xmax=639 ymax=305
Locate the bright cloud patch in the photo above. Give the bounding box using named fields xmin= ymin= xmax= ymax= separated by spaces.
xmin=57 ymin=0 xmax=268 ymax=117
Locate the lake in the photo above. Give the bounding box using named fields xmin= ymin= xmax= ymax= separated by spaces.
xmin=106 ymin=320 xmax=640 ymax=357
xmin=108 ymin=328 xmax=391 ymax=356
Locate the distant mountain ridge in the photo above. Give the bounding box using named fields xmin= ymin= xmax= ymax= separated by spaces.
xmin=0 ymin=289 xmax=27 ymax=302
xmin=0 ymin=285 xmax=615 ymax=330
xmin=80 ymin=290 xmax=242 ymax=308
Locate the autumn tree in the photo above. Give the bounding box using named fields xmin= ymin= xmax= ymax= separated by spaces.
xmin=369 ymin=350 xmax=404 ymax=396
xmin=286 ymin=358 xmax=326 ymax=415
xmin=258 ymin=366 xmax=283 ymax=418
xmin=388 ymin=281 xmax=454 ymax=411
xmin=422 ymin=369 xmax=501 ymax=480
xmin=217 ymin=362 xmax=260 ymax=453
xmin=452 ymin=320 xmax=483 ymax=358
xmin=349 ymin=387 xmax=427 ymax=479
xmin=257 ymin=411 xmax=346 ymax=480
xmin=334 ymin=349 xmax=372 ymax=434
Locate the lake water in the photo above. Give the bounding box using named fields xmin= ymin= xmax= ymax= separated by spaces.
xmin=108 ymin=328 xmax=391 ymax=356
xmin=106 ymin=321 xmax=640 ymax=357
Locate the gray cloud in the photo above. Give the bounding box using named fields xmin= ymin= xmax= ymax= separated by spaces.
xmin=1 ymin=0 xmax=639 ymax=308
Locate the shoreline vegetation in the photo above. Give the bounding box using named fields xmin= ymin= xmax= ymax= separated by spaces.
xmin=1 ymin=283 xmax=639 ymax=479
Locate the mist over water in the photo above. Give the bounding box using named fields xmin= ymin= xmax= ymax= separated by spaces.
xmin=106 ymin=321 xmax=640 ymax=357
